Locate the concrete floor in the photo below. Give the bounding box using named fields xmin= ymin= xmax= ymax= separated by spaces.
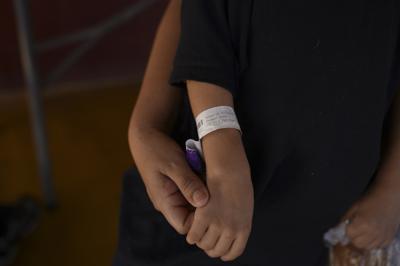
xmin=0 ymin=83 xmax=138 ymax=266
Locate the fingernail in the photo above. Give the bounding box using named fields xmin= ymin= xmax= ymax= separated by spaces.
xmin=193 ymin=190 xmax=208 ymax=206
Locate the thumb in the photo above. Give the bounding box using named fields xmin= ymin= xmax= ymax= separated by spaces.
xmin=341 ymin=204 xmax=361 ymax=241
xmin=163 ymin=162 xmax=209 ymax=207
xmin=341 ymin=203 xmax=359 ymax=223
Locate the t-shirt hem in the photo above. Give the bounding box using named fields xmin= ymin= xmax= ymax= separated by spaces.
xmin=169 ymin=65 xmax=237 ymax=95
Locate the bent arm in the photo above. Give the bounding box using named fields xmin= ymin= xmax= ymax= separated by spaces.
xmin=186 ymin=81 xmax=233 ymax=116
xmin=129 ymin=0 xmax=182 ymax=135
xmin=372 ymin=88 xmax=400 ymax=196
xmin=186 ymin=81 xmax=249 ymax=179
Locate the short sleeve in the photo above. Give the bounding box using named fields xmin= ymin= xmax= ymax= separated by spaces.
xmin=169 ymin=0 xmax=239 ymax=95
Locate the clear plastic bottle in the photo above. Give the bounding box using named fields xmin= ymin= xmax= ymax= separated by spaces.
xmin=186 ymin=138 xmax=400 ymax=265
xmin=324 ymin=221 xmax=400 ymax=266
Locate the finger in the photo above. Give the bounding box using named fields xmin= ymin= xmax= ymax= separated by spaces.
xmin=165 ymin=189 xmax=189 ymax=206
xmin=351 ymin=234 xmax=375 ymax=250
xmin=161 ymin=177 xmax=180 ymax=196
xmin=196 ymin=226 xmax=220 ymax=251
xmin=163 ymin=161 xmax=209 ymax=207
xmin=143 ymin=174 xmax=173 ymax=211
xmin=368 ymin=237 xmax=385 ymax=250
xmin=221 ymin=233 xmax=249 ymax=261
xmin=206 ymin=232 xmax=235 ymax=258
xmin=162 ymin=203 xmax=193 ymax=235
xmin=187 ymin=218 xmax=208 ymax=245
xmin=341 ymin=204 xmax=359 ymax=222
xmin=346 ymin=217 xmax=366 ymax=240
xmin=161 ymin=190 xmax=194 ymax=235
xmin=163 ymin=180 xmax=195 ymax=213
xmin=184 ymin=212 xmax=195 ymax=231
xmin=364 ymin=235 xmax=381 ymax=251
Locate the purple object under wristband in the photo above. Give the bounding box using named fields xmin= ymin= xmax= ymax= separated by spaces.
xmin=185 ymin=139 xmax=204 ymax=175
xmin=185 ymin=148 xmax=203 ymax=174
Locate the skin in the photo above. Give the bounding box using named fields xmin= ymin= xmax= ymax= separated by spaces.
xmin=185 ymin=81 xmax=254 ymax=261
xmin=341 ymin=87 xmax=400 ymax=251
xmin=129 ymin=0 xmax=400 ymax=261
xmin=128 ymin=0 xmax=209 ymax=235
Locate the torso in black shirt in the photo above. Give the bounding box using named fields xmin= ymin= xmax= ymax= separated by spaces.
xmin=114 ymin=1 xmax=400 ymax=265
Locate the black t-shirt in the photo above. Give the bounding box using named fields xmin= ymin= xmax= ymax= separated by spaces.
xmin=170 ymin=0 xmax=400 ymax=195
xmin=167 ymin=0 xmax=400 ymax=265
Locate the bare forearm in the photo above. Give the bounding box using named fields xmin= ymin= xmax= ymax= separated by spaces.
xmin=186 ymin=80 xmax=234 ymax=116
xmin=130 ymin=0 xmax=182 ymax=134
xmin=186 ymin=81 xmax=249 ymax=177
xmin=373 ymin=88 xmax=400 ymax=195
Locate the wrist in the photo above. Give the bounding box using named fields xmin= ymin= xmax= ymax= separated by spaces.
xmin=128 ymin=124 xmax=165 ymax=148
xmin=195 ymin=105 xmax=241 ymax=140
xmin=367 ymin=182 xmax=400 ymax=202
xmin=368 ymin=164 xmax=400 ymax=199
xmin=201 ymin=128 xmax=243 ymax=157
xmin=130 ymin=111 xmax=173 ymax=136
xmin=201 ymin=128 xmax=250 ymax=179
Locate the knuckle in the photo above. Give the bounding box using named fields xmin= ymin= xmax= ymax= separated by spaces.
xmin=224 ymin=228 xmax=237 ymax=239
xmin=198 ymin=242 xmax=213 ymax=251
xmin=221 ymin=256 xmax=235 ymax=262
xmin=176 ymin=230 xmax=186 ymax=236
xmin=222 ymin=252 xmax=241 ymax=262
xmin=197 ymin=212 xmax=211 ymax=223
xmin=165 ymin=160 xmax=187 ymax=177
xmin=175 ymin=226 xmax=187 ymax=235
xmin=150 ymin=198 xmax=161 ymax=212
xmin=197 ymin=210 xmax=212 ymax=220
xmin=168 ymin=159 xmax=189 ymax=172
xmin=161 ymin=178 xmax=175 ymax=191
xmin=187 ymin=233 xmax=201 ymax=243
xmin=206 ymin=250 xmax=220 ymax=258
xmin=166 ymin=160 xmax=180 ymax=171
xmin=225 ymin=223 xmax=251 ymax=236
xmin=145 ymin=188 xmax=162 ymax=212
xmin=181 ymin=177 xmax=197 ymax=194
xmin=153 ymin=203 xmax=161 ymax=212
xmin=224 ymin=221 xmax=239 ymax=231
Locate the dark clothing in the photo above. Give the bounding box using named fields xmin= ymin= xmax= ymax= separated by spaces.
xmin=113 ymin=168 xmax=239 ymax=266
xmin=114 ymin=0 xmax=400 ymax=265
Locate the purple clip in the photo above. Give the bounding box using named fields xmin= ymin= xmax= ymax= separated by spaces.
xmin=185 ymin=139 xmax=204 ymax=175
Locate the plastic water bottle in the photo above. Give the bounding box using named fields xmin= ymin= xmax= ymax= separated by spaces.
xmin=324 ymin=221 xmax=400 ymax=266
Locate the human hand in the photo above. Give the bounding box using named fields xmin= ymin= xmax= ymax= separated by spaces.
xmin=128 ymin=127 xmax=209 ymax=234
xmin=341 ymin=187 xmax=400 ymax=251
xmin=185 ymin=128 xmax=254 ymax=261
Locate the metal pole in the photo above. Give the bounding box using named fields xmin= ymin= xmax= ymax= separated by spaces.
xmin=13 ymin=0 xmax=57 ymax=209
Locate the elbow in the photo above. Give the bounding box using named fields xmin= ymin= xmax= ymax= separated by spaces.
xmin=128 ymin=112 xmax=140 ymax=149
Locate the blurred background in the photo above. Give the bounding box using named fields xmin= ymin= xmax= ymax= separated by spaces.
xmin=0 ymin=0 xmax=168 ymax=265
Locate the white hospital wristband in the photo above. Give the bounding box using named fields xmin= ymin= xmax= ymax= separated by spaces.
xmin=195 ymin=106 xmax=242 ymax=140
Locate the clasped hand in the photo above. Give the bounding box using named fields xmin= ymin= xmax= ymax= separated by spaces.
xmin=130 ymin=127 xmax=254 ymax=261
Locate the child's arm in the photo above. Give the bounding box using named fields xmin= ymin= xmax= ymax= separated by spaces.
xmin=167 ymin=0 xmax=254 ymax=260
xmin=185 ymin=80 xmax=254 ymax=262
xmin=372 ymin=87 xmax=400 ymax=204
xmin=342 ymin=87 xmax=400 ymax=250
xmin=129 ymin=0 xmax=209 ymax=235
xmin=130 ymin=0 xmax=182 ymax=134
